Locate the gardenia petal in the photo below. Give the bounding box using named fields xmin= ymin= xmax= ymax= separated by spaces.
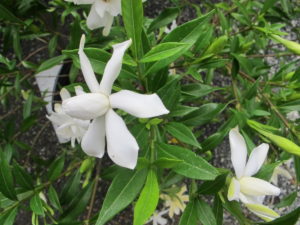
xmin=229 ymin=128 xmax=247 ymax=179
xmin=94 ymin=0 xmax=121 ymax=17
xmin=62 ymin=93 xmax=109 ymax=120
xmin=81 ymin=117 xmax=106 ymax=158
xmin=99 ymin=39 xmax=132 ymax=95
xmin=105 ymin=109 xmax=139 ymax=169
xmin=86 ymin=4 xmax=103 ymax=30
xmin=102 ymin=12 xmax=114 ymax=36
xmin=243 ymin=143 xmax=269 ymax=177
xmin=239 ymin=193 xmax=265 ymax=205
xmin=245 ymin=203 xmax=279 ymax=222
xmin=239 ymin=177 xmax=280 ymax=196
xmin=75 ymin=86 xmax=85 ymax=95
xmin=78 ymin=34 xmax=102 ymax=92
xmin=227 ymin=177 xmax=240 ymax=201
xmin=110 ymin=90 xmax=169 ymax=118
xmin=60 ymin=88 xmax=71 ymax=100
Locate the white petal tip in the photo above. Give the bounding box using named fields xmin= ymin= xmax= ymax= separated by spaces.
xmin=112 ymin=39 xmax=132 ymax=51
xmin=79 ymin=34 xmax=86 ymax=53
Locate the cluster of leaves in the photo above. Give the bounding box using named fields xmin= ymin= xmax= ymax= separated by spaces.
xmin=1 ymin=0 xmax=300 ymax=225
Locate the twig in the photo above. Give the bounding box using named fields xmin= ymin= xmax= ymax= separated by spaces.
xmin=86 ymin=159 xmax=102 ymax=224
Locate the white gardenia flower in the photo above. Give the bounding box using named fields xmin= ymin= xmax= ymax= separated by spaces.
xmin=286 ymin=110 xmax=300 ymax=121
xmin=160 ymin=185 xmax=189 ymax=218
xmin=62 ymin=35 xmax=169 ymax=169
xmin=148 ymin=209 xmax=169 ymax=225
xmin=65 ymin=0 xmax=121 ymax=36
xmin=47 ymin=87 xmax=89 ymax=147
xmin=227 ymin=127 xmax=281 ymax=222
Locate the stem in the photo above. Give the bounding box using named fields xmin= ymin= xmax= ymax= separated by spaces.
xmin=86 ymin=159 xmax=102 ymax=224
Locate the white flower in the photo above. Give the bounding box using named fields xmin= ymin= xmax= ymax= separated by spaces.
xmin=47 ymin=87 xmax=89 ymax=147
xmin=160 ymin=185 xmax=189 ymax=218
xmin=62 ymin=35 xmax=169 ymax=169
xmin=270 ymin=160 xmax=293 ymax=186
xmin=148 ymin=209 xmax=169 ymax=225
xmin=165 ymin=20 xmax=177 ymax=34
xmin=286 ymin=111 xmax=300 ymax=121
xmin=66 ymin=0 xmax=121 ymax=36
xmin=227 ymin=127 xmax=281 ymax=222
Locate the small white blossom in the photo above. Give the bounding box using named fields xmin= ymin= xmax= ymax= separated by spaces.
xmin=286 ymin=111 xmax=300 ymax=121
xmin=160 ymin=185 xmax=189 ymax=218
xmin=47 ymin=87 xmax=89 ymax=147
xmin=148 ymin=209 xmax=169 ymax=225
xmin=61 ymin=35 xmax=169 ymax=169
xmin=227 ymin=127 xmax=280 ymax=222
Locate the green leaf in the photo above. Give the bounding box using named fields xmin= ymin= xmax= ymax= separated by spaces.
xmin=275 ymin=192 xmax=297 ymax=208
xmin=157 ymin=76 xmax=181 ymax=112
xmin=166 ymin=122 xmax=201 ymax=149
xmin=48 ymin=185 xmax=63 ymax=213
xmin=153 ymin=158 xmax=183 ymax=168
xmin=37 ymin=55 xmax=66 ymax=73
xmin=179 ymin=200 xmax=199 ymax=225
xmin=261 ymin=0 xmax=279 ymax=13
xmin=157 ymin=143 xmax=218 ymax=180
xmin=0 ymin=207 xmax=18 ymax=225
xmin=213 ymin=195 xmax=223 ymax=225
xmin=13 ymin=162 xmax=34 ymax=190
xmin=181 ymin=83 xmax=222 ymax=99
xmin=148 ymin=7 xmax=179 ymax=32
xmin=180 ymin=103 xmax=226 ymax=126
xmin=196 ymin=199 xmax=217 ymax=225
xmin=0 ymin=160 xmax=17 ymax=200
xmin=96 ymin=169 xmax=147 ymax=225
xmin=198 ymin=173 xmax=228 ymax=195
xmin=0 ymin=4 xmax=24 ymax=24
xmin=133 ymin=170 xmax=159 ymax=225
xmin=47 ymin=155 xmax=65 ymax=181
xmin=22 ymin=91 xmax=33 ymax=119
xmin=258 ymin=207 xmax=300 ymax=225
xmin=122 ymin=0 xmax=143 ymax=59
xmin=60 ymin=171 xmax=81 ymax=205
xmin=60 ymin=182 xmax=93 ymax=221
xmin=63 ymin=48 xmax=136 ymax=79
xmin=141 ymin=42 xmax=188 ymax=63
xmin=162 ymin=10 xmax=215 ymax=44
xmin=30 ymin=194 xmax=44 ymax=216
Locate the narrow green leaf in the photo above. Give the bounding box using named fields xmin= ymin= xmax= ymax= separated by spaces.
xmin=122 ymin=0 xmax=143 ymax=59
xmin=261 ymin=0 xmax=279 ymax=13
xmin=13 ymin=162 xmax=34 ymax=190
xmin=30 ymin=194 xmax=44 ymax=216
xmin=0 ymin=4 xmax=24 ymax=24
xmin=198 ymin=173 xmax=228 ymax=195
xmin=47 ymin=155 xmax=65 ymax=181
xmin=275 ymin=192 xmax=297 ymax=208
xmin=37 ymin=55 xmax=66 ymax=73
xmin=141 ymin=42 xmax=188 ymax=63
xmin=166 ymin=122 xmax=201 ymax=149
xmin=0 ymin=160 xmax=17 ymax=200
xmin=158 ymin=143 xmax=218 ymax=180
xmin=60 ymin=171 xmax=81 ymax=205
xmin=96 ymin=169 xmax=147 ymax=225
xmin=148 ymin=7 xmax=179 ymax=32
xmin=213 ymin=195 xmax=223 ymax=225
xmin=179 ymin=200 xmax=198 ymax=225
xmin=22 ymin=91 xmax=33 ymax=119
xmin=153 ymin=158 xmax=183 ymax=168
xmin=196 ymin=199 xmax=217 ymax=225
xmin=134 ymin=170 xmax=159 ymax=225
xmin=48 ymin=185 xmax=63 ymax=213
